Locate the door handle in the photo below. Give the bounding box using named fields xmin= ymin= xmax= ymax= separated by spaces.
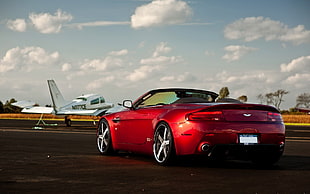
xmin=112 ymin=117 xmax=120 ymax=123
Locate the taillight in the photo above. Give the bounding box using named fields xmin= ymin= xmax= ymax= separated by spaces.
xmin=267 ymin=112 xmax=282 ymax=122
xmin=186 ymin=111 xmax=224 ymax=121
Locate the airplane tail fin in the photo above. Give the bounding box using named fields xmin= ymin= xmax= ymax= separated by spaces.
xmin=47 ymin=80 xmax=66 ymax=112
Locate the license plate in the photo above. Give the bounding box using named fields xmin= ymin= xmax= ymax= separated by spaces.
xmin=239 ymin=134 xmax=258 ymax=145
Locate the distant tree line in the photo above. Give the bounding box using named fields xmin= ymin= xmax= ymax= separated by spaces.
xmin=257 ymin=89 xmax=289 ymax=110
xmin=0 ymin=98 xmax=21 ymax=113
xmin=257 ymin=90 xmax=310 ymax=110
xmin=217 ymin=87 xmax=308 ymax=111
xmin=296 ymin=93 xmax=310 ymax=108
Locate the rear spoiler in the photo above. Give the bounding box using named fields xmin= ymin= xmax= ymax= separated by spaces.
xmin=203 ymin=103 xmax=280 ymax=113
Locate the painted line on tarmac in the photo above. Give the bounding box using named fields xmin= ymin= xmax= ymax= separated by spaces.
xmin=286 ymin=137 xmax=310 ymax=140
xmin=288 ymin=130 xmax=310 ymax=133
xmin=285 ymin=123 xmax=310 ymax=126
xmin=286 ymin=139 xmax=310 ymax=143
xmin=286 ymin=136 xmax=310 ymax=142
xmin=0 ymin=129 xmax=95 ymax=135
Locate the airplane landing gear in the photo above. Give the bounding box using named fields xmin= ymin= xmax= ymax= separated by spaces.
xmin=65 ymin=116 xmax=72 ymax=127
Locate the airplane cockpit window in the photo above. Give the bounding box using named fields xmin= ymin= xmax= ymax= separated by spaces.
xmin=100 ymin=97 xmax=105 ymax=103
xmin=77 ymin=97 xmax=87 ymax=101
xmin=91 ymin=98 xmax=100 ymax=105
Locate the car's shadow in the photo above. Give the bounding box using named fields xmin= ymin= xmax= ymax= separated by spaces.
xmin=176 ymin=155 xmax=310 ymax=170
xmin=114 ymin=153 xmax=310 ymax=171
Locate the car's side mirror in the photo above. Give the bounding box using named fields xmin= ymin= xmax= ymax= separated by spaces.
xmin=123 ymin=100 xmax=133 ymax=109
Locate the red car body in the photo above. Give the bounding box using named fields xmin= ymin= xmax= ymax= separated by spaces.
xmin=97 ymin=88 xmax=285 ymax=165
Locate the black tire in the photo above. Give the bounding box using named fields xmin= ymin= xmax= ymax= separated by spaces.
xmin=65 ymin=117 xmax=71 ymax=127
xmin=153 ymin=122 xmax=175 ymax=165
xmin=97 ymin=119 xmax=114 ymax=155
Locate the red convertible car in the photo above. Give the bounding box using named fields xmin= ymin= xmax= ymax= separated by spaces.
xmin=97 ymin=88 xmax=285 ymax=165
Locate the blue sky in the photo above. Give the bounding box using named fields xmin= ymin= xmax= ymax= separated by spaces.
xmin=0 ymin=0 xmax=309 ymax=109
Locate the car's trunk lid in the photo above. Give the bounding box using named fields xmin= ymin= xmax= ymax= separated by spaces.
xmin=223 ymin=109 xmax=268 ymax=122
xmin=189 ymin=103 xmax=282 ymax=122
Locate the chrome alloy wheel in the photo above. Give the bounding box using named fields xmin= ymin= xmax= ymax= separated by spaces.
xmin=97 ymin=119 xmax=113 ymax=154
xmin=153 ymin=123 xmax=174 ymax=165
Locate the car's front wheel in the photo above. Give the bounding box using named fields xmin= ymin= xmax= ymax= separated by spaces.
xmin=153 ymin=122 xmax=175 ymax=165
xmin=97 ymin=119 xmax=114 ymax=155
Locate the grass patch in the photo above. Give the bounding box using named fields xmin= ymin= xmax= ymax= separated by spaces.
xmin=282 ymin=115 xmax=310 ymax=124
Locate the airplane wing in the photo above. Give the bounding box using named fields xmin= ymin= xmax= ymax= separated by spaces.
xmin=56 ymin=109 xmax=107 ymax=116
xmin=21 ymin=106 xmax=54 ymax=114
xmin=13 ymin=100 xmax=110 ymax=116
xmin=12 ymin=101 xmax=37 ymax=108
xmin=12 ymin=101 xmax=54 ymax=114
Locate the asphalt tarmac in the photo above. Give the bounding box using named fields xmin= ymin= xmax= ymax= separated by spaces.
xmin=0 ymin=119 xmax=309 ymax=193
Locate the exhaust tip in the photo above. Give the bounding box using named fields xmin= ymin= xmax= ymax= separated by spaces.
xmin=201 ymin=144 xmax=210 ymax=152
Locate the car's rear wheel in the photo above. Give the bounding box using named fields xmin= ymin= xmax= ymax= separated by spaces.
xmin=153 ymin=122 xmax=175 ymax=165
xmin=97 ymin=119 xmax=114 ymax=155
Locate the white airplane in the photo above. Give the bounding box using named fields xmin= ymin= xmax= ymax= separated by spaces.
xmin=12 ymin=80 xmax=114 ymax=126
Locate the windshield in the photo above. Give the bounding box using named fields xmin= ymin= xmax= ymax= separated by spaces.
xmin=136 ymin=90 xmax=216 ymax=108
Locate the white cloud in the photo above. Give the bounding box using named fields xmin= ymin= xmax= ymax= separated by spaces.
xmin=0 ymin=47 xmax=59 ymax=73
xmin=152 ymin=42 xmax=171 ymax=57
xmin=108 ymin=49 xmax=128 ymax=56
xmin=62 ymin=63 xmax=72 ymax=72
xmin=205 ymin=50 xmax=215 ymax=56
xmin=140 ymin=42 xmax=183 ymax=65
xmin=65 ymin=49 xmax=128 ymax=82
xmin=140 ymin=55 xmax=183 ymax=65
xmin=6 ymin=19 xmax=27 ymax=32
xmin=222 ymin=45 xmax=257 ymax=62
xmin=216 ymin=71 xmax=273 ymax=84
xmin=224 ymin=16 xmax=310 ymax=45
xmin=280 ymin=25 xmax=310 ymax=44
xmin=29 ymin=9 xmax=73 ymax=34
xmin=126 ymin=42 xmax=183 ymax=82
xmin=80 ymin=56 xmax=123 ymax=71
xmin=281 ymin=55 xmax=310 ymax=89
xmin=69 ymin=21 xmax=130 ymax=29
xmin=284 ymin=73 xmax=310 ymax=88
xmin=86 ymin=76 xmax=115 ymax=90
xmin=280 ymin=55 xmax=310 ymax=73
xmin=131 ymin=0 xmax=192 ymax=29
xmin=66 ymin=71 xmax=85 ymax=81
xmin=160 ymin=72 xmax=196 ymax=82
xmin=126 ymin=65 xmax=162 ymax=82
xmin=6 ymin=10 xmax=130 ymax=33
xmin=139 ymin=41 xmax=146 ymax=48
xmin=71 ymin=42 xmax=184 ymax=85
xmin=159 ymin=76 xmax=174 ymax=82
xmin=80 ymin=49 xmax=127 ymax=72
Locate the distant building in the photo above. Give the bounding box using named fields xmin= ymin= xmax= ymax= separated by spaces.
xmin=296 ymin=107 xmax=310 ymax=114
